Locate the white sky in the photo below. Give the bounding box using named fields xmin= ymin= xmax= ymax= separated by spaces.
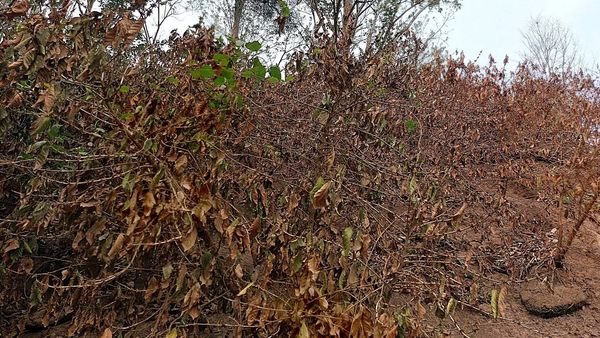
xmin=446 ymin=0 xmax=600 ymax=69
xmin=155 ymin=0 xmax=599 ymax=69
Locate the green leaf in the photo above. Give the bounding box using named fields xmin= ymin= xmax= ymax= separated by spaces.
xmin=221 ymin=68 xmax=234 ymax=82
xmin=292 ymin=253 xmax=303 ymax=273
xmin=166 ymin=76 xmax=180 ymax=85
xmin=298 ymin=321 xmax=309 ymax=338
xmin=241 ymin=69 xmax=254 ymax=79
xmin=151 ymin=166 xmax=165 ymax=189
xmin=191 ymin=65 xmax=215 ymax=80
xmin=279 ymin=0 xmax=291 ymax=17
xmin=212 ymin=53 xmax=229 ymax=67
xmin=342 ymin=227 xmax=353 ymax=256
xmin=121 ymin=173 xmax=134 ymax=193
xmin=213 ymin=76 xmax=225 ymax=86
xmin=162 ymin=263 xmax=174 ymax=280
xmin=23 ymin=241 xmax=32 ymax=254
xmin=119 ymin=112 xmax=134 ymax=121
xmin=268 ymin=66 xmax=281 ymax=81
xmin=143 ymin=138 xmax=154 ymax=152
xmin=310 ymin=177 xmax=325 ymax=199
xmin=254 ymin=64 xmax=266 ymax=79
xmin=338 ymin=270 xmax=347 ymax=289
xmin=446 ymin=297 xmax=457 ymax=315
xmin=404 ymin=119 xmax=418 ymax=133
xmin=200 ymin=252 xmax=213 ymax=271
xmin=245 ymin=41 xmax=261 ymax=52
xmin=119 ymin=85 xmax=130 ymax=94
xmin=47 ymin=124 xmax=61 ymax=139
xmin=408 ymin=176 xmax=418 ymax=196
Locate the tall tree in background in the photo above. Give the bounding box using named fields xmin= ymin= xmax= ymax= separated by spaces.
xmin=309 ymin=0 xmax=460 ymax=58
xmin=521 ymin=15 xmax=582 ymax=80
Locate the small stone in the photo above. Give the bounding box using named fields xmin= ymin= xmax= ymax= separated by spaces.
xmin=520 ymin=282 xmax=588 ymax=318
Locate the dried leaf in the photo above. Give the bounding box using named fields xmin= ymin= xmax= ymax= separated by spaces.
xmin=176 ymin=265 xmax=188 ymax=292
xmin=498 ymin=286 xmax=508 ymax=318
xmin=446 ymin=297 xmax=457 ymax=315
xmin=325 ymin=149 xmax=335 ymax=172
xmin=491 ymin=288 xmax=499 ymax=319
xmin=174 ymin=154 xmax=188 ymax=174
xmin=124 ymin=19 xmax=144 ymax=46
xmin=312 ymin=181 xmax=331 ymax=208
xmin=100 ymin=328 xmax=112 ymax=338
xmin=144 ymin=276 xmax=159 ymax=303
xmin=3 ymin=239 xmax=19 ymax=254
xmin=6 ymin=92 xmax=23 ymax=108
xmin=142 ymin=191 xmax=156 ymax=217
xmin=106 ymin=234 xmax=125 ymax=261
xmin=162 ymin=263 xmax=174 ymax=280
xmin=307 ymin=256 xmax=319 ymax=280
xmin=20 ymin=257 xmax=33 ymax=273
xmin=234 ymin=264 xmax=243 ymax=278
xmin=287 ymin=193 xmax=299 ymax=213
xmin=9 ymin=0 xmax=29 ymax=16
xmin=350 ymin=307 xmax=373 ymax=338
xmin=237 ymin=281 xmax=254 ymax=296
xmin=165 ymin=328 xmax=178 ymax=338
xmin=298 ymin=321 xmax=310 ymax=338
xmin=181 ymin=224 xmax=197 ymax=252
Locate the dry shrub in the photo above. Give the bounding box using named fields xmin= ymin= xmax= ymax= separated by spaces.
xmin=1 ymin=6 xmax=599 ymax=337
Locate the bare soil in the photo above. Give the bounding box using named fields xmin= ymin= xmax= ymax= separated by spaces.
xmin=439 ymin=220 xmax=600 ymax=338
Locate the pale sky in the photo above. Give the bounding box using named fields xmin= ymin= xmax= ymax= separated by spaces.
xmin=155 ymin=0 xmax=600 ymax=69
xmin=446 ymin=0 xmax=600 ymax=69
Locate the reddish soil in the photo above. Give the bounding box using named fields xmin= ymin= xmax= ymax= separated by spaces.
xmin=439 ymin=220 xmax=600 ymax=338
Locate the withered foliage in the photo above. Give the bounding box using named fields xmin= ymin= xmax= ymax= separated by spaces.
xmin=1 ymin=4 xmax=600 ymax=337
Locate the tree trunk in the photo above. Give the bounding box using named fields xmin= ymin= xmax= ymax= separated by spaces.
xmin=231 ymin=0 xmax=245 ymax=39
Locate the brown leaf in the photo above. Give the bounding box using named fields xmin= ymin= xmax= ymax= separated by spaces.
xmin=124 ymin=19 xmax=144 ymax=46
xmin=248 ymin=217 xmax=261 ymax=239
xmin=3 ymin=239 xmax=19 ymax=254
xmin=350 ymin=307 xmax=373 ymax=338
xmin=142 ymin=191 xmax=155 ymax=217
xmin=6 ymin=92 xmax=24 ymax=108
xmin=181 ymin=224 xmax=197 ymax=252
xmin=106 ymin=234 xmax=125 ymax=261
xmin=287 ymin=193 xmax=299 ymax=213
xmin=498 ymin=286 xmax=508 ymax=318
xmin=144 ymin=276 xmax=159 ymax=303
xmin=307 ymin=256 xmax=319 ymax=280
xmin=234 ymin=264 xmax=243 ymax=278
xmin=9 ymin=0 xmax=29 ymax=16
xmin=174 ymin=154 xmax=188 ymax=174
xmin=42 ymin=84 xmax=57 ymax=113
xmin=325 ymin=149 xmax=335 ymax=173
xmin=312 ymin=181 xmax=331 ymax=209
xmin=19 ymin=257 xmax=33 ymax=274
xmin=100 ymin=328 xmax=112 ymax=338
xmin=236 ymin=281 xmax=254 ymax=296
xmin=176 ymin=265 xmax=188 ymax=292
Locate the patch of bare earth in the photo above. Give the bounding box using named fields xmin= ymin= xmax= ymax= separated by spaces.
xmin=439 ymin=220 xmax=600 ymax=338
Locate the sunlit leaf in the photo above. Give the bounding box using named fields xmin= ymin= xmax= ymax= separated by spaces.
xmin=491 ymin=288 xmax=499 ymax=319
xmin=165 ymin=328 xmax=178 ymax=338
xmin=237 ymin=281 xmax=254 ymax=296
xmin=191 ymin=65 xmax=215 ymax=80
xmin=245 ymin=41 xmax=261 ymax=52
xmin=119 ymin=85 xmax=130 ymax=93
